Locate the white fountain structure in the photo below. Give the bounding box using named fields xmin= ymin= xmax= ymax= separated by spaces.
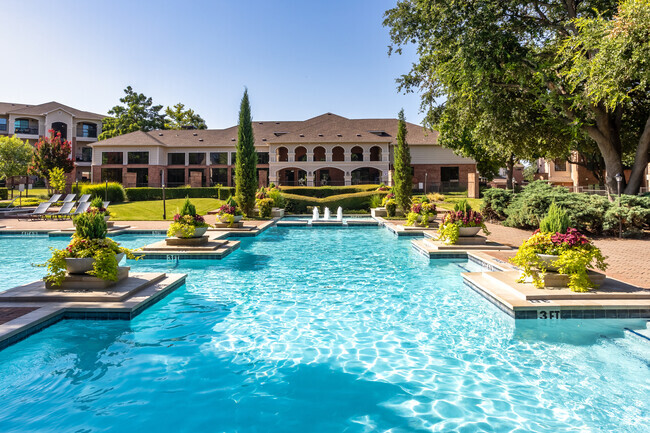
xmin=310 ymin=206 xmax=344 ymax=224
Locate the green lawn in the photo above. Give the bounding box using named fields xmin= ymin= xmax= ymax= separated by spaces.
xmin=109 ymin=198 xmax=224 ymax=220
xmin=435 ymin=196 xmax=483 ymax=211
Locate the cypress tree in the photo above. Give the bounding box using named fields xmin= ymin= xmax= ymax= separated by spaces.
xmin=393 ymin=109 xmax=412 ymax=213
xmin=235 ymin=89 xmax=257 ymax=216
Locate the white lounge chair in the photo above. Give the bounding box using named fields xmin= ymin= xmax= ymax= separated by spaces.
xmin=46 ymin=194 xmax=62 ymax=204
xmin=78 ymin=194 xmax=91 ymax=203
xmin=60 ymin=194 xmax=77 ymax=204
xmin=69 ymin=202 xmax=91 ymax=218
xmin=49 ymin=202 xmax=76 ymax=219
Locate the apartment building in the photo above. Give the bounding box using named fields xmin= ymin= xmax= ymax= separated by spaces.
xmin=0 ymin=101 xmax=104 ymax=182
xmin=91 ymin=113 xmax=476 ymax=191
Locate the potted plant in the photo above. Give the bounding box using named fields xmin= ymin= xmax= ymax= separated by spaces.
xmin=510 ymin=203 xmax=608 ymax=292
xmin=216 ymin=197 xmax=244 ymax=227
xmin=167 ymin=197 xmax=210 ymax=238
xmin=437 ymin=200 xmax=490 ymax=244
xmin=381 ymin=192 xmax=395 ymax=207
xmin=406 ymin=198 xmax=437 ymax=228
xmin=89 ymin=196 xmax=111 ymax=222
xmin=40 ymin=211 xmax=138 ymax=286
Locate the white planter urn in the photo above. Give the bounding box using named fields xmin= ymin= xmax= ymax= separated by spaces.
xmin=417 ymin=214 xmax=436 ymax=223
xmin=65 ymin=252 xmax=125 ymax=275
xmin=536 ymin=254 xmax=561 ymax=272
xmin=458 ymin=226 xmax=481 ymax=237
xmin=104 ymin=215 xmax=111 ymax=222
xmin=173 ymin=226 xmax=208 ymax=238
xmin=219 ymin=215 xmax=243 ymax=224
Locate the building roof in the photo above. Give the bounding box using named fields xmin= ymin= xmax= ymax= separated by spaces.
xmin=0 ymin=101 xmax=105 ymax=120
xmin=93 ymin=112 xmax=439 ymax=147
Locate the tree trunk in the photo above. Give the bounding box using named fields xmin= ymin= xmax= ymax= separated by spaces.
xmin=624 ymin=114 xmax=650 ymax=195
xmin=583 ymin=106 xmax=625 ymax=198
xmin=505 ymin=154 xmax=515 ymax=190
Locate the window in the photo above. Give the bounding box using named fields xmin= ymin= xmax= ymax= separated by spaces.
xmin=127 ymin=168 xmax=149 ymax=186
xmin=231 ymin=152 xmax=237 ymax=165
xmin=15 ymin=118 xmax=33 ymax=134
xmin=78 ymin=123 xmax=97 ymax=138
xmin=188 ymin=152 xmax=205 ymax=165
xmin=128 ymin=151 xmax=149 ymax=164
xmin=441 ymin=166 xmax=460 ymax=182
xmin=0 ymin=118 xmax=6 ymax=131
xmin=211 ymin=168 xmax=228 ymax=185
xmin=101 ymin=168 xmax=122 ymax=183
xmin=295 ymin=146 xmax=307 ymax=162
xmin=77 ymin=147 xmax=93 ymax=162
xmin=210 ymin=152 xmax=228 ymax=165
xmin=102 ymin=152 xmax=123 ymax=164
xmin=257 ymin=152 xmax=269 ymax=164
xmin=168 ymin=153 xmax=185 ymax=165
xmin=554 ymin=159 xmax=567 ymax=172
xmin=167 ymin=168 xmax=185 ymax=186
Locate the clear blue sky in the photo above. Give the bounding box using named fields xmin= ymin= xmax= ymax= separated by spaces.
xmin=1 ymin=0 xmax=423 ymax=129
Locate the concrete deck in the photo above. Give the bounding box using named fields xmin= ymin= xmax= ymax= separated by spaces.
xmin=463 ymin=270 xmax=650 ymax=320
xmin=0 ymin=272 xmax=186 ymax=351
xmin=412 ymin=238 xmax=512 ymax=257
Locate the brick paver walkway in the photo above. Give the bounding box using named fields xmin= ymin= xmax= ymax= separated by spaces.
xmin=0 ymin=307 xmax=38 ymax=325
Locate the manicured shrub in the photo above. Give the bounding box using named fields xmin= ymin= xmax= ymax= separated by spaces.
xmin=427 ymin=192 xmax=445 ymax=202
xmin=603 ymin=205 xmax=650 ymax=236
xmin=369 ymin=194 xmax=383 ymax=209
xmin=539 ymin=202 xmax=570 ymax=234
xmin=283 ymin=191 xmax=388 ymax=213
xmin=80 ymin=182 xmax=127 ymax=203
xmin=0 ymin=188 xmax=7 ymax=200
xmin=125 ymin=186 xmax=234 ymax=201
xmin=480 ymin=188 xmax=513 ymax=221
xmin=385 ymin=199 xmax=397 ymax=217
xmin=278 ymin=185 xmax=379 ymax=198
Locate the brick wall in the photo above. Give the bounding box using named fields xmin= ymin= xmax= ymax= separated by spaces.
xmin=411 ymin=163 xmax=477 ymax=187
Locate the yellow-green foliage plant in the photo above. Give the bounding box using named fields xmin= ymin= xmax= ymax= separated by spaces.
xmin=167 ymin=197 xmax=209 ymax=238
xmin=40 ymin=211 xmax=139 ymax=287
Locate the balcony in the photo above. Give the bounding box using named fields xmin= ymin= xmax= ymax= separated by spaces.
xmin=15 ymin=127 xmax=39 ymax=135
xmin=75 ymin=155 xmax=93 ymax=163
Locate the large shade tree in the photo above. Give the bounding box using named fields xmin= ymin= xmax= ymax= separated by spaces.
xmin=164 ymin=103 xmax=208 ymax=130
xmin=0 ymin=135 xmax=33 ymax=181
xmin=235 ymin=89 xmax=257 ymax=216
xmin=384 ymin=0 xmax=650 ymax=194
xmin=99 ymin=86 xmax=166 ymax=140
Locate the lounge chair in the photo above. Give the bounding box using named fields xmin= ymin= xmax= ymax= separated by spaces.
xmin=46 ymin=194 xmax=62 ymax=204
xmin=60 ymin=194 xmax=77 ymax=204
xmin=0 ymin=198 xmax=19 ymax=212
xmin=70 ymin=202 xmax=90 ymax=217
xmin=78 ymin=194 xmax=91 ymax=203
xmin=15 ymin=202 xmax=53 ymax=220
xmin=102 ymin=201 xmax=110 ymax=209
xmin=49 ymin=202 xmax=75 ymax=219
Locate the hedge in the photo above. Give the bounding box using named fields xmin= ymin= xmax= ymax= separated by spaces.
xmin=79 ymin=183 xmax=127 ymax=203
xmin=283 ymin=190 xmax=388 ymax=213
xmin=125 ymin=186 xmax=234 ymax=201
xmin=0 ymin=188 xmax=7 ymax=200
xmin=480 ymin=188 xmax=513 ymax=221
xmin=278 ymin=184 xmax=380 ymax=198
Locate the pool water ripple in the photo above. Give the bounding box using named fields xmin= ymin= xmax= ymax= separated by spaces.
xmin=0 ymin=227 xmax=648 ymax=432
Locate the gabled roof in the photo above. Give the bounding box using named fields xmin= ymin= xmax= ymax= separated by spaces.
xmin=0 ymin=101 xmax=105 ymax=120
xmin=92 ymin=113 xmax=439 ymax=147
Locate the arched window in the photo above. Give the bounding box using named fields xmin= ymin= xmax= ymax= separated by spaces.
xmin=277 ymin=147 xmax=288 ymax=162
xmin=369 ymin=146 xmax=382 ymax=161
xmin=313 ymin=146 xmax=326 ymax=162
xmin=332 ymin=146 xmax=345 ymax=162
xmin=351 ymin=146 xmax=363 ymax=162
xmin=295 ymin=146 xmax=307 ymax=162
xmin=52 ymin=122 xmax=67 ymax=140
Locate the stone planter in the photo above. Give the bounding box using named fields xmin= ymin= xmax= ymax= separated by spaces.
xmin=104 ymin=215 xmax=111 ymax=222
xmin=65 ymin=252 xmax=125 ymax=275
xmin=536 ymin=253 xmax=561 ymax=272
xmin=172 ymin=226 xmax=208 ymax=239
xmin=417 ymin=214 xmax=436 ymax=223
xmin=458 ymin=226 xmax=481 ymax=237
xmin=219 ymin=215 xmax=243 ymax=224
xmin=271 ymin=208 xmax=285 ymax=218
xmin=371 ymin=207 xmax=387 ymax=218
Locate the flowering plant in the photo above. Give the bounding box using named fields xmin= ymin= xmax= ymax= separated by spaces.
xmin=376 ymin=183 xmax=389 ymax=191
xmin=215 ymin=198 xmax=243 ymax=227
xmin=39 ymin=212 xmax=138 ymax=287
xmin=510 ymin=228 xmax=607 ymax=292
xmin=167 ymin=197 xmax=209 ymax=238
xmin=89 ymin=197 xmax=110 ymax=216
xmin=437 ymin=209 xmax=490 ymax=244
xmin=406 ymin=201 xmax=437 ymax=228
xmin=256 ymin=187 xmax=269 ymax=200
xmin=381 ymin=192 xmax=395 ymax=206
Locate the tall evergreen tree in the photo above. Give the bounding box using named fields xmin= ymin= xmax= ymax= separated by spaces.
xmin=393 ymin=109 xmax=412 ymax=213
xmin=235 ymin=89 xmax=257 ymax=216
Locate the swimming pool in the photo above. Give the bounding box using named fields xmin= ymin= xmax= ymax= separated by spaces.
xmin=0 ymin=227 xmax=648 ymax=432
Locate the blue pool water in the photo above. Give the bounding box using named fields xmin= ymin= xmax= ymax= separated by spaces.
xmin=0 ymin=228 xmax=649 ymax=432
